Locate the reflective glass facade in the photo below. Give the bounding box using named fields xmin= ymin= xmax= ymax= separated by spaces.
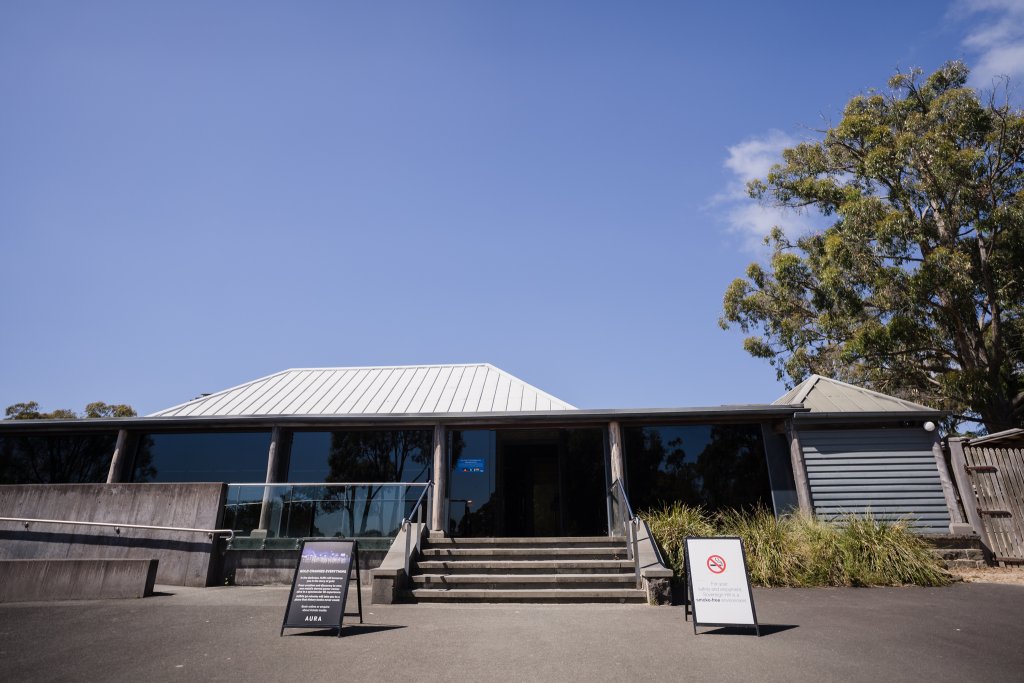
xmin=131 ymin=431 xmax=272 ymax=483
xmin=623 ymin=424 xmax=772 ymax=513
xmin=287 ymin=430 xmax=432 ymax=483
xmin=448 ymin=428 xmax=607 ymax=537
xmin=0 ymin=432 xmax=118 ymax=484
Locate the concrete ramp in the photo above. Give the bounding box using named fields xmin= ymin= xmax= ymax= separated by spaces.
xmin=0 ymin=558 xmax=158 ymax=602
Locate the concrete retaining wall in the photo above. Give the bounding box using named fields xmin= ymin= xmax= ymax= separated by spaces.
xmin=0 ymin=558 xmax=158 ymax=602
xmin=0 ymin=483 xmax=226 ymax=587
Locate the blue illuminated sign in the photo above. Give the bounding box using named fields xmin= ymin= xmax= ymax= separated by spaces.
xmin=456 ymin=458 xmax=485 ymax=473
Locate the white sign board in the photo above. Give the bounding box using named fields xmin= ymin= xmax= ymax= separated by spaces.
xmin=685 ymin=537 xmax=759 ymax=634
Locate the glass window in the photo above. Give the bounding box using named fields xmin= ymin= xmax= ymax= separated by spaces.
xmin=448 ymin=430 xmax=498 ymax=536
xmin=0 ymin=432 xmax=118 ymax=484
xmin=287 ymin=430 xmax=432 ymax=483
xmin=132 ymin=432 xmax=271 ymax=483
xmin=623 ymin=424 xmax=771 ymax=513
xmin=448 ymin=428 xmax=607 ymax=537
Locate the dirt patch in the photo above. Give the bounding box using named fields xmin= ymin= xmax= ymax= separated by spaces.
xmin=951 ymin=566 xmax=1024 ymax=585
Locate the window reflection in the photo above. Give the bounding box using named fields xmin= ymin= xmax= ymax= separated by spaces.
xmin=0 ymin=432 xmax=118 ymax=484
xmin=132 ymin=432 xmax=271 ymax=483
xmin=285 ymin=430 xmax=432 ymax=538
xmin=623 ymin=424 xmax=771 ymax=512
xmin=288 ymin=430 xmax=431 ymax=483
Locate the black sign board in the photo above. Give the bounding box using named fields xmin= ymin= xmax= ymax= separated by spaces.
xmin=684 ymin=537 xmax=760 ymax=636
xmin=281 ymin=539 xmax=363 ymax=637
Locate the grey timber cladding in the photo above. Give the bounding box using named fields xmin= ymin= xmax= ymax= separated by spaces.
xmin=150 ymin=364 xmax=577 ymax=417
xmin=800 ymin=428 xmax=951 ymax=533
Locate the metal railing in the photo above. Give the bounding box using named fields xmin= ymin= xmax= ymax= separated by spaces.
xmin=402 ymin=481 xmax=433 ymax=574
xmin=0 ymin=516 xmax=234 ymax=541
xmin=610 ymin=480 xmax=642 ymax=589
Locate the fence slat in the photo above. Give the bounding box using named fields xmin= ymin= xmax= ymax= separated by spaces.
xmin=963 ymin=444 xmax=1024 ymax=564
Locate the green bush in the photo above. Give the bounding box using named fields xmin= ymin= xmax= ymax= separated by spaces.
xmin=640 ymin=504 xmax=950 ymax=587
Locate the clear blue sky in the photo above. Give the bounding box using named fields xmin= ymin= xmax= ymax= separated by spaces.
xmin=2 ymin=1 xmax=1021 ymax=415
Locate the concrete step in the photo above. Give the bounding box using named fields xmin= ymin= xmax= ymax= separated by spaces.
xmin=924 ymin=534 xmax=984 ymax=550
xmin=426 ymin=537 xmax=626 ymax=548
xmin=946 ymin=559 xmax=988 ymax=569
xmin=415 ymin=559 xmax=635 ymax=574
xmin=403 ymin=587 xmax=647 ymax=603
xmin=931 ymin=549 xmax=986 ymax=561
xmin=412 ymin=574 xmax=637 ymax=589
xmin=419 ymin=547 xmax=627 ymax=560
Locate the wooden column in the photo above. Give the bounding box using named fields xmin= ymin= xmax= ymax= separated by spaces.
xmin=257 ymin=427 xmax=286 ymax=532
xmin=608 ymin=421 xmax=626 ymax=531
xmin=430 ymin=423 xmax=447 ymax=535
xmin=608 ymin=421 xmax=625 ymax=483
xmin=106 ymin=429 xmax=130 ymax=483
xmin=931 ymin=432 xmax=965 ymax=526
xmin=786 ymin=422 xmax=814 ymax=515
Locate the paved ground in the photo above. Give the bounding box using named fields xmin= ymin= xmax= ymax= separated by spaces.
xmin=1 ymin=582 xmax=1023 ymax=682
xmin=952 ymin=565 xmax=1024 ymax=585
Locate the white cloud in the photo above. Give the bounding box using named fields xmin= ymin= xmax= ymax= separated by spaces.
xmin=724 ymin=130 xmax=796 ymax=183
xmin=954 ymin=0 xmax=1024 ymax=88
xmin=713 ymin=130 xmax=815 ymax=250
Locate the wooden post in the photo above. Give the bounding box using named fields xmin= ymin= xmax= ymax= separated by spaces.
xmin=931 ymin=432 xmax=965 ymax=527
xmin=106 ymin=429 xmax=130 ymax=483
xmin=258 ymin=427 xmax=286 ymax=532
xmin=786 ymin=422 xmax=814 ymax=515
xmin=947 ymin=437 xmax=992 ymax=551
xmin=430 ymin=424 xmax=447 ymax=535
xmin=608 ymin=421 xmax=625 ymax=484
xmin=608 ymin=421 xmax=626 ymax=531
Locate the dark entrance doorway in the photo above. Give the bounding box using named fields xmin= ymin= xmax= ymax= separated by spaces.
xmin=502 ymin=442 xmax=560 ymax=536
xmin=448 ymin=428 xmax=608 ymax=538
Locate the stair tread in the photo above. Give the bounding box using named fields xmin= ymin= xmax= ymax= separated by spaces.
xmin=427 ymin=537 xmax=625 ymax=545
xmin=421 ymin=548 xmax=625 ymax=555
xmin=416 ymin=560 xmax=634 ymax=568
xmin=412 ymin=573 xmax=636 ymax=582
xmin=405 ymin=589 xmax=638 ymax=593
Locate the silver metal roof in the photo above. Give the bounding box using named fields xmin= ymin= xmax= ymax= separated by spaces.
xmin=773 ymin=375 xmax=937 ymax=414
xmin=149 ymin=364 xmax=577 ymax=417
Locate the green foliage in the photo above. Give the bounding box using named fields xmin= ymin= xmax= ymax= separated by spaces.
xmin=720 ymin=61 xmax=1024 ymax=432
xmin=642 ymin=504 xmax=951 ymax=587
xmin=4 ymin=401 xmax=136 ymax=420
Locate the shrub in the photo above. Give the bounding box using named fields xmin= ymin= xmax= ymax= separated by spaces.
xmin=640 ymin=504 xmax=950 ymax=588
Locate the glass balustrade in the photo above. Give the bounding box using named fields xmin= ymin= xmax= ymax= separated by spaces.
xmin=224 ymin=483 xmax=428 ymax=550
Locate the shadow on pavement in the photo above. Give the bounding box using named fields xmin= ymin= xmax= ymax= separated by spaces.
xmin=700 ymin=624 xmax=798 ymax=637
xmin=285 ymin=624 xmax=407 ymax=637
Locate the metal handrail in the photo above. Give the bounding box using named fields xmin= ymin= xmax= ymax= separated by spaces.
xmin=610 ymin=480 xmax=642 ymax=589
xmin=402 ymin=481 xmax=433 ymax=574
xmin=227 ymin=482 xmax=430 ymax=488
xmin=0 ymin=516 xmax=235 ymax=541
xmin=609 ymin=480 xmax=668 ymax=571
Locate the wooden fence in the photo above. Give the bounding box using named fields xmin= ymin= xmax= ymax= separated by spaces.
xmin=949 ymin=438 xmax=1024 ymax=564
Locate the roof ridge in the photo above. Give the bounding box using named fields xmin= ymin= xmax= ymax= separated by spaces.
xmin=812 ymin=375 xmax=935 ymax=411
xmin=792 ymin=375 xmax=821 ymax=405
xmin=148 ymin=364 xmax=577 ymax=417
xmin=482 ymin=363 xmax=577 ymax=410
xmin=147 ymin=368 xmax=292 ymax=417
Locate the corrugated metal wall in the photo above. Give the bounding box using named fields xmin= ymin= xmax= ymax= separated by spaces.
xmin=800 ymin=428 xmax=950 ymax=533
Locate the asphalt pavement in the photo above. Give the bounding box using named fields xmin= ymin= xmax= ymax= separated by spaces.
xmin=1 ymin=582 xmax=1022 ymax=682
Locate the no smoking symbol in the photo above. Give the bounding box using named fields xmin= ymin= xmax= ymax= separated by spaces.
xmin=707 ymin=555 xmax=727 ymax=574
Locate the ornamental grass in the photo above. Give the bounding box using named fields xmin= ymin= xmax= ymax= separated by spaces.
xmin=641 ymin=503 xmax=950 ymax=587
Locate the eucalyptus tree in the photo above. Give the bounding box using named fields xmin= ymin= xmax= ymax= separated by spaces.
xmin=722 ymin=62 xmax=1024 ymax=432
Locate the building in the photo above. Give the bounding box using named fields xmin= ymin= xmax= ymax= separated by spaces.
xmin=0 ymin=364 xmax=964 ymax=601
